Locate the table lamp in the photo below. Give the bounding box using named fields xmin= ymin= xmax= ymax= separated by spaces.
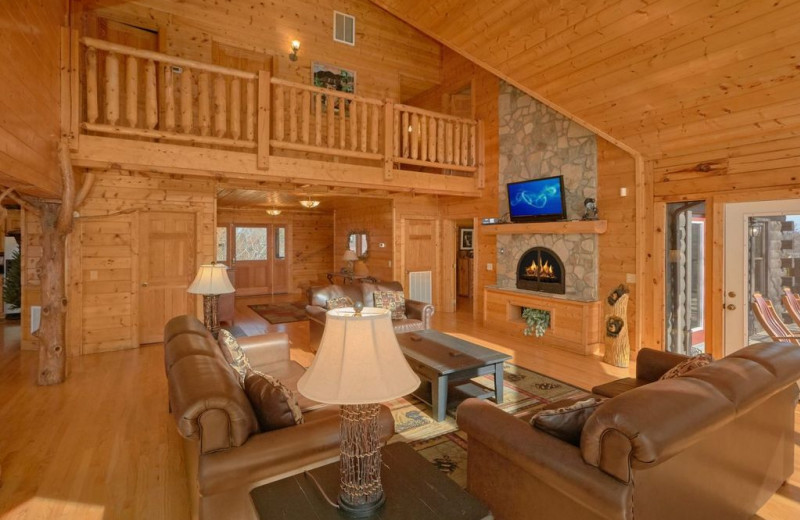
xmin=187 ymin=263 xmax=235 ymax=338
xmin=342 ymin=250 xmax=358 ymax=274
xmin=297 ymin=305 xmax=420 ymax=517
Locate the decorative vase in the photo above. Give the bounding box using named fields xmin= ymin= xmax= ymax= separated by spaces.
xmin=354 ymin=260 xmax=369 ymax=276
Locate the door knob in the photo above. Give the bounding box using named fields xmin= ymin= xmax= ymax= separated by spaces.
xmin=142 ymin=282 xmax=148 ymax=287
xmin=728 ymin=291 xmax=736 ymax=298
xmin=726 ymin=304 xmax=736 ymax=311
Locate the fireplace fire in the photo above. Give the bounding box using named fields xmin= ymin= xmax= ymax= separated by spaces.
xmin=516 ymin=247 xmax=565 ymax=294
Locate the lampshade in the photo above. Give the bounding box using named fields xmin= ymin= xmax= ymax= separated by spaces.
xmin=342 ymin=250 xmax=359 ymax=262
xmin=298 ymin=308 xmax=420 ymax=404
xmin=187 ymin=264 xmax=235 ymax=295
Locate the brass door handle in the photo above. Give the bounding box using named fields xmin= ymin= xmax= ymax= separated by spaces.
xmin=726 ymin=304 xmax=736 ymax=310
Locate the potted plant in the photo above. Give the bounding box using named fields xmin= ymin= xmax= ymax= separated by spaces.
xmin=522 ymin=307 xmax=550 ymax=337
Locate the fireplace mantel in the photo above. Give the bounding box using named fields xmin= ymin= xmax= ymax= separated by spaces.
xmin=481 ymin=220 xmax=607 ymax=235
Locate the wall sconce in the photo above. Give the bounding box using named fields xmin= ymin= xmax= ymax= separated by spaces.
xmin=289 ymin=40 xmax=301 ymax=61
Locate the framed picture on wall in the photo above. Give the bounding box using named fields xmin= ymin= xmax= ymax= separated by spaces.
xmin=460 ymin=228 xmax=474 ymax=250
xmin=312 ymin=62 xmax=356 ymax=111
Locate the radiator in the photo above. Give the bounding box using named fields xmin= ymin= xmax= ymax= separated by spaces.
xmin=408 ymin=271 xmax=433 ymax=304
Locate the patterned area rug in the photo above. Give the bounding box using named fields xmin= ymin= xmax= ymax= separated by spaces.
xmin=248 ymin=302 xmax=308 ymax=324
xmin=387 ymin=362 xmax=589 ymax=488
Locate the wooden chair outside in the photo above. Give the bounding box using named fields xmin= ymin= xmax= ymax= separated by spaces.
xmin=780 ymin=287 xmax=800 ymax=328
xmin=751 ymin=292 xmax=800 ymax=346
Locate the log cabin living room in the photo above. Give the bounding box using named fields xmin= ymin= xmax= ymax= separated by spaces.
xmin=2 ymin=0 xmax=800 ymax=519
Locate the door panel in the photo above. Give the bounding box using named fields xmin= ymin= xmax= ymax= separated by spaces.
xmin=403 ymin=218 xmax=437 ymax=302
xmin=139 ymin=212 xmax=196 ymax=344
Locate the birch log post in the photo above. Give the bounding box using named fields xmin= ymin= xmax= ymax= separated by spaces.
xmin=604 ymin=293 xmax=630 ymax=367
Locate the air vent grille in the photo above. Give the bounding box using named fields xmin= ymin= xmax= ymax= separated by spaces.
xmin=333 ymin=11 xmax=355 ymax=46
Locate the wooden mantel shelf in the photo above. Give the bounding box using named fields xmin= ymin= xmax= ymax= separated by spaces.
xmin=481 ymin=220 xmax=607 ymax=235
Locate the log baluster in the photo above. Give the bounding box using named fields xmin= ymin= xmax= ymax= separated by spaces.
xmin=420 ymin=115 xmax=427 ymax=162
xmin=339 ymin=97 xmax=346 ymax=149
xmin=401 ymin=111 xmax=409 ymax=158
xmin=105 ymin=52 xmax=120 ymax=126
xmin=410 ymin=113 xmax=419 ymax=160
xmin=163 ymin=65 xmax=175 ymax=131
xmin=428 ymin=117 xmax=437 ymax=162
xmin=445 ymin=121 xmax=454 ymax=164
xmin=144 ymin=59 xmax=157 ymax=129
xmin=274 ymin=84 xmax=285 ymax=140
xmin=393 ymin=108 xmax=400 ymax=157
xmin=453 ymin=122 xmax=461 ymax=166
xmin=315 ymin=93 xmax=322 ymax=146
xmin=462 ymin=123 xmax=470 ymax=166
xmin=230 ymin=77 xmax=241 ymax=140
xmin=370 ymin=103 xmax=379 ymax=153
xmin=436 ymin=117 xmax=445 ymax=163
xmin=125 ymin=55 xmax=138 ymax=128
xmin=349 ymin=100 xmax=358 ymax=151
xmin=246 ymin=79 xmax=255 ymax=141
xmin=301 ymin=89 xmax=310 ymax=144
xmin=289 ymin=87 xmax=298 ymax=142
xmin=86 ymin=47 xmax=99 ymax=124
xmin=213 ymin=74 xmax=226 ymax=138
xmin=326 ymin=94 xmax=335 ymax=148
xmin=469 ymin=124 xmax=476 ymax=166
xmin=180 ymin=67 xmax=192 ymax=133
xmin=360 ymin=102 xmax=368 ymax=152
xmin=198 ymin=71 xmax=210 ymax=136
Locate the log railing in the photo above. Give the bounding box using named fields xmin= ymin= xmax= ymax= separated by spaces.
xmin=78 ymin=38 xmax=483 ymax=184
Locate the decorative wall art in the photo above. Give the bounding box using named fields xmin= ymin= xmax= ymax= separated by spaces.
xmin=312 ymin=62 xmax=356 ymax=110
xmin=460 ymin=228 xmax=474 ymax=250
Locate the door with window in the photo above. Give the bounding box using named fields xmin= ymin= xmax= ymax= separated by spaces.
xmin=723 ymin=200 xmax=800 ymax=354
xmin=230 ymin=224 xmax=289 ymax=295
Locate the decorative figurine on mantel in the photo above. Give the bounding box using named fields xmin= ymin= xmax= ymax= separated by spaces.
xmin=604 ymin=284 xmax=630 ymax=367
xmin=582 ymin=198 xmax=598 ymax=220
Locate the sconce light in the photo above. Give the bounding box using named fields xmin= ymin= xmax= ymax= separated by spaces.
xmin=266 ymin=208 xmax=282 ymax=216
xmin=289 ymin=40 xmax=301 ymax=61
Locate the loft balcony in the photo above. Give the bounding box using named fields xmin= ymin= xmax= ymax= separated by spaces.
xmin=65 ymin=37 xmax=485 ymax=197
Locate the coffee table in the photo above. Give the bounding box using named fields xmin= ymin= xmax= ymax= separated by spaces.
xmin=250 ymin=442 xmax=491 ymax=519
xmin=396 ymin=329 xmax=512 ymax=421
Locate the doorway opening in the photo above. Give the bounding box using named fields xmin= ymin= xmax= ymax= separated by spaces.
xmin=456 ymin=219 xmax=474 ymax=313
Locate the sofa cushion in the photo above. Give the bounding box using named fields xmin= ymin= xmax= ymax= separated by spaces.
xmin=359 ymin=281 xmax=404 ymax=307
xmin=592 ymin=377 xmax=651 ymax=398
xmin=659 ymin=353 xmax=713 ymax=380
xmin=373 ymin=290 xmax=407 ymax=319
xmin=244 ymin=370 xmax=304 ymax=431
xmin=531 ymin=397 xmax=605 ymax=446
xmin=326 ymin=296 xmax=354 ymax=309
xmin=218 ymin=329 xmax=251 ymax=385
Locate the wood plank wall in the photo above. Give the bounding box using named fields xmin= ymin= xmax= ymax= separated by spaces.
xmin=77 ymin=0 xmax=442 ymax=101
xmin=333 ymin=199 xmax=394 ymax=283
xmin=0 ymin=0 xmax=66 ymax=197
xmin=217 ymin=208 xmax=333 ymax=295
xmin=597 ymin=139 xmax=637 ymax=348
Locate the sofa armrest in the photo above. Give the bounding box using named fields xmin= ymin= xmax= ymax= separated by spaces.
xmin=238 ymin=333 xmax=290 ymax=366
xmin=198 ymin=405 xmax=394 ymax=496
xmin=305 ymin=305 xmax=327 ymax=325
xmin=635 ymin=348 xmax=690 ymax=381
xmin=457 ymin=399 xmax=631 ymax=520
xmin=405 ymin=299 xmax=434 ymax=328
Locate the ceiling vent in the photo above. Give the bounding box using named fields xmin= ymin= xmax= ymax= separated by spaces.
xmin=333 ymin=11 xmax=355 ymax=46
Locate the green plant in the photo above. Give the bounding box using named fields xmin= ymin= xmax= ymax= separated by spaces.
xmin=522 ymin=307 xmax=550 ymax=337
xmin=3 ymin=248 xmax=21 ymax=310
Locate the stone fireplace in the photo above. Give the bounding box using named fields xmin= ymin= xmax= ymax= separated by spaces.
xmin=516 ymin=247 xmax=565 ymax=294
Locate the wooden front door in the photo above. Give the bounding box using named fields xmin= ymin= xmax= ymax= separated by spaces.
xmin=139 ymin=212 xmax=196 ymax=344
xmin=232 ymin=223 xmax=290 ymax=295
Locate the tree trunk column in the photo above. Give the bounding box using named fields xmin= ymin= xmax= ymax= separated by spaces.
xmin=37 ymin=203 xmax=68 ymax=385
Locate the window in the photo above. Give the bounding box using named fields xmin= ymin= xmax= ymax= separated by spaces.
xmin=333 ymin=11 xmax=355 ymax=45
xmin=235 ymin=226 xmax=268 ymax=261
xmin=275 ymin=227 xmax=286 ymax=259
xmin=216 ymin=226 xmax=227 ymax=262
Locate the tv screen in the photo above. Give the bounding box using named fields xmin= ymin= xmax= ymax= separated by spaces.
xmin=506 ymin=175 xmax=567 ymax=223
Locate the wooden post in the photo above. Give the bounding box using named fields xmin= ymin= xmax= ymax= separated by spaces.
xmin=410 ymin=113 xmax=419 ymax=160
xmin=428 ymin=117 xmax=437 ymax=162
xmin=163 ymin=65 xmax=175 ymax=131
xmin=257 ymin=70 xmax=271 ymax=170
xmin=180 ymin=67 xmax=192 ymax=133
xmin=360 ymin=101 xmax=368 ymax=152
xmin=246 ymin=79 xmax=255 ymax=141
xmin=144 ymin=59 xmax=157 ymax=129
xmin=213 ymin=74 xmax=226 ymax=137
xmin=301 ymin=89 xmax=310 ymax=144
xmin=126 ymin=56 xmax=139 ymax=128
xmin=274 ymin=84 xmax=284 ymax=140
xmin=315 ymin=93 xmax=322 ymax=146
xmin=445 ymin=121 xmax=454 ymax=164
xmin=461 ymin=123 xmax=469 ymax=166
xmin=69 ymin=29 xmax=80 ymax=147
xmin=198 ymin=71 xmax=210 ymax=136
xmin=420 ymin=115 xmax=427 ymax=162
xmin=230 ymin=77 xmax=241 ymax=140
xmin=105 ymin=52 xmax=119 ymax=125
xmin=349 ymin=100 xmax=358 ymax=151
xmin=476 ymin=120 xmax=485 ymax=188
xmin=401 ymin=111 xmax=409 ymax=158
xmin=327 ymin=95 xmax=335 ymax=148
xmin=436 ymin=118 xmax=445 ymax=163
xmin=370 ymin=104 xmax=379 ymax=153
xmin=453 ymin=122 xmax=461 ymax=165
xmin=383 ymin=101 xmax=394 ymax=180
xmin=339 ymin=97 xmax=346 ymax=149
xmin=604 ymin=293 xmax=631 ymax=368
xmin=289 ymin=88 xmax=298 ymax=143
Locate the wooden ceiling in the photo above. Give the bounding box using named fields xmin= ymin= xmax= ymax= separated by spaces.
xmin=216 ymin=185 xmax=392 ymax=210
xmin=372 ymin=0 xmax=800 ymax=160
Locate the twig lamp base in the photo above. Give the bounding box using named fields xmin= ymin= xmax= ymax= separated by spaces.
xmin=338 ymin=403 xmax=385 ymax=517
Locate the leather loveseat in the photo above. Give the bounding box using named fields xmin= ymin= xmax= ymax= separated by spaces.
xmin=164 ymin=315 xmax=394 ymax=520
xmin=305 ymin=281 xmax=434 ymax=351
xmin=457 ymin=342 xmax=800 ymax=520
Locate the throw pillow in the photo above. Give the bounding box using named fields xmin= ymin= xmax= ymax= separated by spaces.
xmin=244 ymin=370 xmax=304 ymax=431
xmin=218 ymin=329 xmax=251 ymax=386
xmin=530 ymin=397 xmax=605 ymax=446
xmin=658 ymin=353 xmax=713 ymax=380
xmin=373 ymin=290 xmax=407 ymax=320
xmin=326 ymin=296 xmax=354 ymax=310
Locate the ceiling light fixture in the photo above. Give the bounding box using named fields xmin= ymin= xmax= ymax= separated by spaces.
xmin=266 ymin=208 xmax=282 ymax=216
xmin=299 ymin=198 xmax=320 ymax=209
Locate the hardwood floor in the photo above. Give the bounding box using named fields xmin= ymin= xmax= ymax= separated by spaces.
xmin=0 ymin=295 xmax=798 ymax=519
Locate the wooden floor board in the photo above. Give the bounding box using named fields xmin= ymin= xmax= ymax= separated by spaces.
xmin=0 ymin=295 xmax=797 ymax=519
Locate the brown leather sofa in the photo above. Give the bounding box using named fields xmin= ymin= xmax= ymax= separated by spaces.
xmin=457 ymin=342 xmax=800 ymax=520
xmin=305 ymin=281 xmax=435 ymax=351
xmin=164 ymin=315 xmax=394 ymax=520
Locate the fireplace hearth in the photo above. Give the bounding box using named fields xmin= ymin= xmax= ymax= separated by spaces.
xmin=516 ymin=247 xmax=565 ymax=294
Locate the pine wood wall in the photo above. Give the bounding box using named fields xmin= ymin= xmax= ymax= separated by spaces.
xmin=0 ymin=0 xmax=66 ymax=197
xmin=333 ymin=199 xmax=394 ymax=283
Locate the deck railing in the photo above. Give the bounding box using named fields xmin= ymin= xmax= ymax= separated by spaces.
xmin=77 ymin=37 xmax=483 ymax=184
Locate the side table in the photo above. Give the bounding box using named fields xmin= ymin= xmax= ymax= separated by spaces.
xmin=250 ymin=442 xmax=491 ymax=519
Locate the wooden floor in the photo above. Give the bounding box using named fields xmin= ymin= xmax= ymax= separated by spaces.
xmin=0 ymin=294 xmax=798 ymax=519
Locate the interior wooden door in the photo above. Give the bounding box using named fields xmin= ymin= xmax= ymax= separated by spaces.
xmin=403 ymin=218 xmax=437 ymax=302
xmin=271 ymin=224 xmax=290 ymax=294
xmin=139 ymin=212 xmax=196 ymax=344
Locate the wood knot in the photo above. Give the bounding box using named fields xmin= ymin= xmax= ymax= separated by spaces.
xmin=696 ymin=163 xmax=713 ymax=172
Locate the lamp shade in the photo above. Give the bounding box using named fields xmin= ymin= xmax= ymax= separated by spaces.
xmin=342 ymin=250 xmax=359 ymax=262
xmin=298 ymin=308 xmax=420 ymax=404
xmin=187 ymin=264 xmax=235 ymax=295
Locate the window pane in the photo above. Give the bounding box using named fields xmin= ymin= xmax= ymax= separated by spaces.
xmin=275 ymin=227 xmax=286 ymax=259
xmin=235 ymin=227 xmax=268 ymax=261
xmin=216 ymin=227 xmax=227 ymax=262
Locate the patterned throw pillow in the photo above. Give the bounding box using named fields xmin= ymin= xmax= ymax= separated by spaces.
xmin=326 ymin=296 xmax=354 ymax=310
xmin=659 ymin=353 xmax=713 ymax=380
xmin=373 ymin=290 xmax=407 ymax=320
xmin=244 ymin=370 xmax=304 ymax=431
xmin=218 ymin=328 xmax=251 ymax=386
xmin=530 ymin=397 xmax=605 ymax=446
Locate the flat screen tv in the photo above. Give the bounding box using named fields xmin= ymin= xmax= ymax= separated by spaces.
xmin=506 ymin=175 xmax=567 ymax=223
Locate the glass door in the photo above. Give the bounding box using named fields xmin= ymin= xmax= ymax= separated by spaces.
xmin=664 ymin=201 xmax=706 ymax=355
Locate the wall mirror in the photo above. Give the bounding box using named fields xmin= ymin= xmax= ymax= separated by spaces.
xmin=347 ymin=230 xmax=368 ymax=259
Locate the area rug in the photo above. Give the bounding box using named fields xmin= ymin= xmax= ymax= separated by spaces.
xmin=387 ymin=362 xmax=589 ymax=488
xmin=248 ymin=302 xmax=308 ymax=324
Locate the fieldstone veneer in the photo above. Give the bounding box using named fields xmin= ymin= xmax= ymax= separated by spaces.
xmin=496 ymin=82 xmax=598 ymax=301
